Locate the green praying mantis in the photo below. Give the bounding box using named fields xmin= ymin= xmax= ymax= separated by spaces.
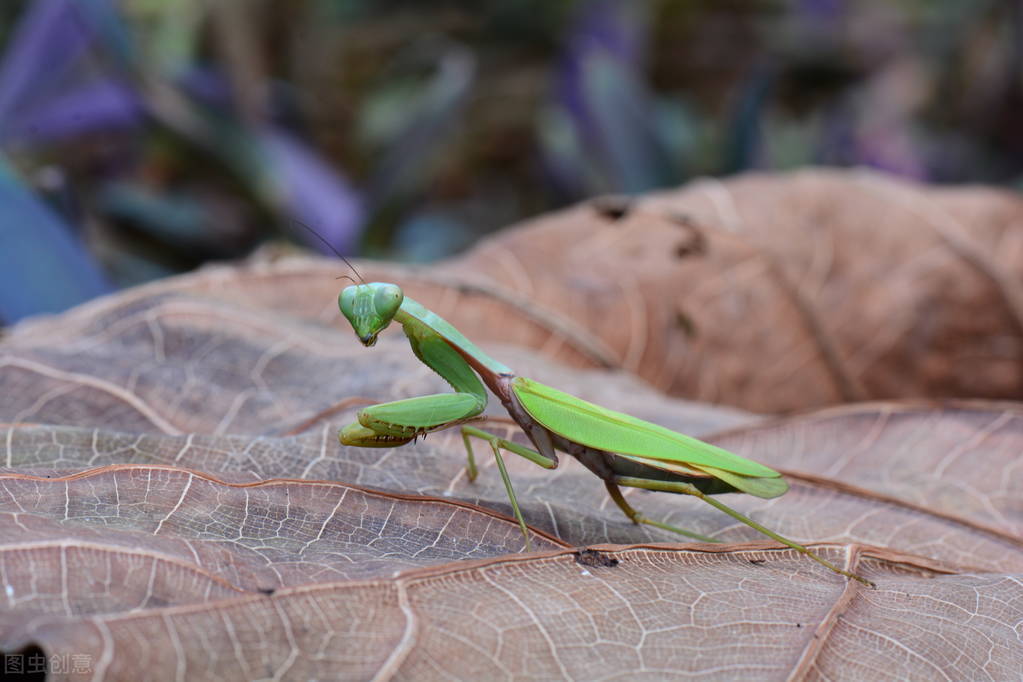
xmin=334 ymin=278 xmax=872 ymax=586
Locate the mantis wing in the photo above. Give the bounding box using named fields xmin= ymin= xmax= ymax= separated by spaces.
xmin=513 ymin=377 xmax=788 ymax=499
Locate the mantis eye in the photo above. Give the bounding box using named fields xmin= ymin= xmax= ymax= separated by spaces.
xmin=373 ymin=284 xmax=403 ymax=322
xmin=338 ymin=285 xmax=358 ymax=320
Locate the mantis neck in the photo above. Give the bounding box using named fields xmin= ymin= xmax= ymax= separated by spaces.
xmin=395 ymin=297 xmax=515 ymax=395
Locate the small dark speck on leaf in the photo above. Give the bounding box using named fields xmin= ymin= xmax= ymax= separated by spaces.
xmin=675 ymin=311 xmax=697 ymax=337
xmin=575 ymin=548 xmax=619 ymax=568
xmin=669 ymin=218 xmax=707 ymax=258
xmin=675 ymin=241 xmax=703 ymax=259
xmin=749 ymin=558 xmax=766 ymax=565
xmin=796 ymin=623 xmax=802 ymax=628
xmin=258 ymin=587 xmax=276 ymax=595
xmin=590 ymin=195 xmax=633 ymax=221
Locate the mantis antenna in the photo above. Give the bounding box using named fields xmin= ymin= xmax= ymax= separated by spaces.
xmin=292 ymin=220 xmax=366 ymax=285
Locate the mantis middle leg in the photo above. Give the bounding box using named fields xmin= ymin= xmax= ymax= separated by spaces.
xmin=461 ymin=425 xmax=557 ymax=551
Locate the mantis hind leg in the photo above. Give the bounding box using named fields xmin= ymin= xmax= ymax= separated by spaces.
xmin=604 ymin=481 xmax=720 ymax=543
xmin=461 ymin=425 xmax=557 ymax=552
xmin=613 ymin=476 xmax=874 ymax=586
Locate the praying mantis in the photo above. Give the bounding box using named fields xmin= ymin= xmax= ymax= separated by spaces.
xmin=335 ymin=280 xmax=872 ymax=586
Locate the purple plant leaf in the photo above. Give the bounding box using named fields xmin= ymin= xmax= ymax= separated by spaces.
xmin=0 ymin=0 xmax=93 ymax=126
xmin=261 ymin=129 xmax=364 ymax=255
xmin=796 ymin=0 xmax=846 ymax=24
xmin=582 ymin=50 xmax=668 ymax=191
xmin=855 ymin=127 xmax=926 ymax=179
xmin=1 ymin=78 xmax=142 ymax=147
xmin=0 ymin=0 xmax=141 ymax=146
xmin=557 ymin=0 xmax=644 ymax=142
xmin=0 ymin=159 xmax=111 ymax=323
xmin=177 ymin=68 xmax=234 ymax=110
xmin=549 ymin=0 xmax=670 ymax=194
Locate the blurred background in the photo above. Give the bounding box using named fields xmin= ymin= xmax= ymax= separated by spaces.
xmin=1 ymin=0 xmax=1022 ymax=324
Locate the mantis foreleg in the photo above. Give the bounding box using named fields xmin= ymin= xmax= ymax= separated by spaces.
xmin=339 ymin=393 xmax=484 ymax=445
xmin=613 ymin=476 xmax=874 ymax=586
xmin=340 ymin=322 xmax=491 ymax=446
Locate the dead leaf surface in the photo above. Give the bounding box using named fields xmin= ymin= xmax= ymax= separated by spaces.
xmin=51 ymin=168 xmax=1022 ymax=413
xmin=1 ymin=175 xmax=1023 ymax=678
xmin=448 ymin=168 xmax=1023 ymax=411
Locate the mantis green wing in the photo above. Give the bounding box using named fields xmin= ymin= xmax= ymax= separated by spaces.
xmin=511 ymin=377 xmax=789 ymax=499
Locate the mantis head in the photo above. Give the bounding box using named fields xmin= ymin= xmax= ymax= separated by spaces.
xmin=338 ymin=283 xmax=404 ymax=346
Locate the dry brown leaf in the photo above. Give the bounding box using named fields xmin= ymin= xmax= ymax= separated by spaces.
xmin=10 ymin=546 xmax=1021 ymax=681
xmin=448 ymin=168 xmax=1023 ymax=412
xmin=2 ymin=174 xmax=1023 ymax=678
xmin=84 ymin=167 xmax=1022 ymax=413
